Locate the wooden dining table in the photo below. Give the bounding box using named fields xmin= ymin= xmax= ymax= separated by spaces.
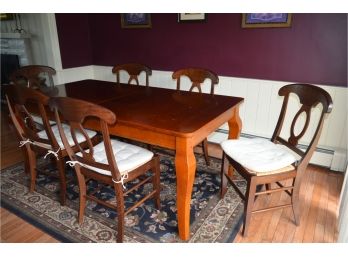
xmin=46 ymin=79 xmax=244 ymax=240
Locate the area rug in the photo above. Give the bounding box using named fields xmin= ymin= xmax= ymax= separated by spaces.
xmin=1 ymin=149 xmax=245 ymax=243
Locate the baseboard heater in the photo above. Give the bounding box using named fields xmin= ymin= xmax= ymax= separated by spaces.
xmin=209 ymin=129 xmax=347 ymax=172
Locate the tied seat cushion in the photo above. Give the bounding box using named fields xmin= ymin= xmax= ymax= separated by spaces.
xmin=221 ymin=138 xmax=298 ymax=176
xmin=76 ymin=139 xmax=154 ymax=176
xmin=37 ymin=123 xmax=97 ymax=149
xmin=31 ymin=114 xmax=56 ymax=125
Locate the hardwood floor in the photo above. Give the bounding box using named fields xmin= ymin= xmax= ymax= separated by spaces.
xmin=233 ymin=165 xmax=341 ymax=243
xmin=0 ymin=105 xmax=343 ymax=243
xmin=1 ymin=208 xmax=58 ymax=243
xmin=0 ymin=105 xmax=58 ymax=243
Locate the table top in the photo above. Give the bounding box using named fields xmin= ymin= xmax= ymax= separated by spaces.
xmin=47 ymin=79 xmax=244 ymax=137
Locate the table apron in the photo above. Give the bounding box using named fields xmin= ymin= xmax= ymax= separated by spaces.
xmin=108 ymin=124 xmax=177 ymax=149
xmin=82 ymin=105 xmax=239 ymax=150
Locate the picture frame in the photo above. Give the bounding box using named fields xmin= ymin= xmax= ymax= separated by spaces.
xmin=0 ymin=13 xmax=15 ymax=21
xmin=178 ymin=13 xmax=206 ymax=23
xmin=121 ymin=14 xmax=152 ymax=29
xmin=242 ymin=13 xmax=292 ymax=28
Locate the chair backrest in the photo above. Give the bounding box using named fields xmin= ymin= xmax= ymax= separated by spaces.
xmin=112 ymin=63 xmax=152 ymax=87
xmin=10 ymin=65 xmax=56 ymax=89
xmin=172 ymin=68 xmax=219 ymax=95
xmin=48 ymin=97 xmax=123 ymax=181
xmin=6 ymin=84 xmax=59 ymax=149
xmin=271 ymin=83 xmax=333 ymax=172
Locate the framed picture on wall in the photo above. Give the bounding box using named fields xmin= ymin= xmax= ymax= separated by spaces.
xmin=121 ymin=14 xmax=152 ymax=29
xmin=242 ymin=13 xmax=292 ymax=28
xmin=178 ymin=13 xmax=206 ymax=23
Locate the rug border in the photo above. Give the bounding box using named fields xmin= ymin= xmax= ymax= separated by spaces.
xmin=224 ymin=205 xmax=244 ymax=243
xmin=1 ymin=198 xmax=70 ymax=242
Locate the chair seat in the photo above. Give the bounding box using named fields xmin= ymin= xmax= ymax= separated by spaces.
xmin=76 ymin=139 xmax=154 ymax=176
xmin=31 ymin=114 xmax=56 ymax=125
xmin=37 ymin=123 xmax=97 ymax=149
xmin=221 ymin=138 xmax=299 ymax=176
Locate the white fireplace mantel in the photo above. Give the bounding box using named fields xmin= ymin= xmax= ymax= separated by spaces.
xmin=0 ymin=32 xmax=33 ymax=66
xmin=0 ymin=32 xmax=31 ymax=39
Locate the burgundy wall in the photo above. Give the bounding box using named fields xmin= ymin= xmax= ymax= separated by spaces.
xmin=56 ymin=13 xmax=347 ymax=87
xmin=56 ymin=14 xmax=93 ymax=68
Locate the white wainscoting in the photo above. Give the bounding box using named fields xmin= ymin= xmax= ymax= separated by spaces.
xmin=55 ymin=65 xmax=348 ymax=172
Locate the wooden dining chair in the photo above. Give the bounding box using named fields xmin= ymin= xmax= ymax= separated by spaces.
xmin=112 ymin=63 xmax=152 ymax=87
xmin=6 ymin=84 xmax=99 ymax=206
xmin=9 ymin=65 xmax=57 ymax=128
xmin=10 ymin=65 xmax=56 ymax=89
xmin=220 ymin=83 xmax=333 ymax=236
xmin=48 ymin=96 xmax=161 ymax=243
xmin=172 ymin=67 xmax=219 ymax=165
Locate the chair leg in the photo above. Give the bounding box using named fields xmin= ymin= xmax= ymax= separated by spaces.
xmin=115 ymin=186 xmax=125 ymax=243
xmin=27 ymin=148 xmax=37 ymax=193
xmin=265 ymin=183 xmax=272 ymax=195
xmin=265 ymin=183 xmax=271 ymax=191
xmin=147 ymin=144 xmax=153 ymax=151
xmin=153 ymin=157 xmax=161 ymax=210
xmin=220 ymin=153 xmax=228 ymax=198
xmin=56 ymin=158 xmax=67 ymax=206
xmin=242 ymin=177 xmax=257 ymax=237
xmin=22 ymin=147 xmax=30 ymax=174
xmin=291 ymin=178 xmax=301 ymax=226
xmin=75 ymin=169 xmax=86 ymax=225
xmin=202 ymin=138 xmax=210 ymax=166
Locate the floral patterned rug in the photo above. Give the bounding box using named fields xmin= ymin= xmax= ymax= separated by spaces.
xmin=1 ymin=149 xmax=246 ymax=243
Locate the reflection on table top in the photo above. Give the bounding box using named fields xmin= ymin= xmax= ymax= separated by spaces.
xmin=44 ymin=79 xmax=244 ymax=136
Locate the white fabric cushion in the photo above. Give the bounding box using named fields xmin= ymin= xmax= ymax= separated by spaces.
xmin=37 ymin=123 xmax=97 ymax=149
xmin=31 ymin=114 xmax=56 ymax=125
xmin=221 ymin=138 xmax=298 ymax=175
xmin=76 ymin=139 xmax=154 ymax=176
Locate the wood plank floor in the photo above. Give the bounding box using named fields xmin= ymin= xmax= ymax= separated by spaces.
xmin=0 ymin=105 xmax=343 ymax=243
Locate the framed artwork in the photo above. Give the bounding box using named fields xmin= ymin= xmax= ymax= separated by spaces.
xmin=121 ymin=14 xmax=152 ymax=29
xmin=178 ymin=13 xmax=206 ymax=23
xmin=0 ymin=13 xmax=14 ymax=21
xmin=242 ymin=13 xmax=292 ymax=28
